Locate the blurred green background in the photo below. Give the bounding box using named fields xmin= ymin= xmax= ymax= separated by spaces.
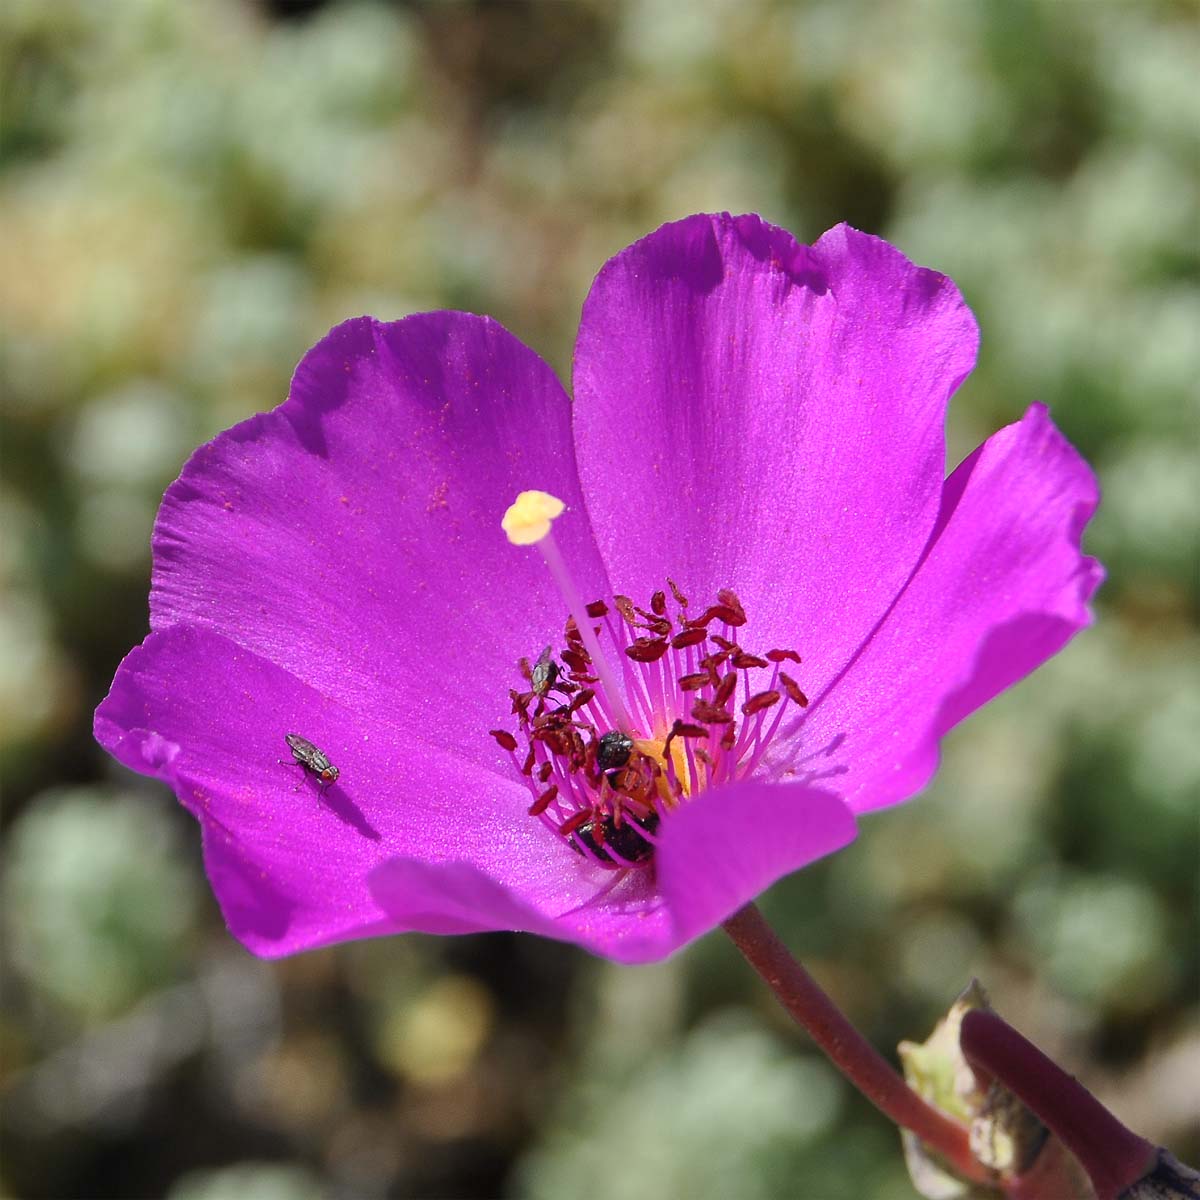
xmin=1 ymin=1 xmax=1197 ymax=1197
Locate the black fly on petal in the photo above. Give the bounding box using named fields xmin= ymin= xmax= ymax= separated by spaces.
xmin=281 ymin=733 xmax=340 ymax=791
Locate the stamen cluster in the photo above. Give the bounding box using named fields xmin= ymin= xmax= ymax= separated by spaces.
xmin=490 ymin=583 xmax=809 ymax=870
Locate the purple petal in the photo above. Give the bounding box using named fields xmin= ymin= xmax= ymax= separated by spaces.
xmin=370 ymin=780 xmax=857 ymax=964
xmin=797 ymin=404 xmax=1103 ymax=814
xmin=572 ymin=214 xmax=979 ymax=699
xmin=150 ymin=313 xmax=608 ymax=764
xmin=367 ymin=858 xmax=675 ymax=962
xmin=95 ymin=624 xmax=628 ymax=956
xmin=654 ymin=780 xmax=858 ymax=950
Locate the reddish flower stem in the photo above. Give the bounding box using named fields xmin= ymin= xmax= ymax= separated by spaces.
xmin=722 ymin=904 xmax=988 ymax=1184
xmin=960 ymin=1009 xmax=1156 ymax=1200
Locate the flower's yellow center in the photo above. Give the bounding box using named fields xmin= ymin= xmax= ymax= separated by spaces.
xmin=633 ymin=736 xmax=698 ymax=803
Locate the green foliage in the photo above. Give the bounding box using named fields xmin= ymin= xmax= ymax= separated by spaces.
xmin=168 ymin=1163 xmax=325 ymax=1200
xmin=516 ymin=1011 xmax=845 ymax=1200
xmin=3 ymin=787 xmax=200 ymax=1021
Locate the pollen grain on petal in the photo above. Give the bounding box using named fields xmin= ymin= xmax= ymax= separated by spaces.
xmin=501 ymin=489 xmax=565 ymax=546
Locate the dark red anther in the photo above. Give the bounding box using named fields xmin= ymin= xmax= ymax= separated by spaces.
xmin=626 ymin=637 xmax=670 ymax=662
xmin=521 ymin=747 xmax=536 ymax=775
xmin=558 ymin=809 xmax=593 ymax=838
xmin=538 ymin=721 xmax=575 ymax=757
xmin=714 ymin=673 xmax=738 ymax=707
xmin=528 ymin=785 xmax=559 ymax=816
xmin=679 ymin=671 xmax=713 ymax=692
xmin=732 ymin=652 xmax=768 ymax=670
xmin=766 ymin=648 xmax=802 ymax=664
xmin=568 ymin=688 xmax=595 ymax=713
xmin=719 ymin=726 xmax=737 ymax=751
xmin=717 ymin=589 xmax=746 ymax=624
xmin=663 ymin=720 xmax=681 ymax=759
xmin=684 ymin=604 xmax=727 ymax=629
xmin=780 ymin=673 xmax=809 ymax=706
xmin=629 ymin=603 xmax=671 ymax=635
xmin=538 ymin=761 xmax=553 ymax=782
xmin=489 ymin=729 xmax=518 ymax=752
xmin=586 ymin=599 xmax=609 ymax=618
xmin=711 ymin=634 xmax=738 ymax=653
xmin=668 ymin=578 xmax=689 ymax=608
xmin=562 ymin=649 xmax=589 ymax=673
xmin=614 ymin=595 xmax=637 ymax=624
xmin=742 ymin=690 xmax=781 ymax=715
xmin=650 ymin=590 xmax=667 ymax=615
xmin=691 ymin=699 xmax=734 ymax=725
xmin=671 ymin=627 xmax=708 ymax=649
xmin=664 ymin=720 xmax=703 ymax=768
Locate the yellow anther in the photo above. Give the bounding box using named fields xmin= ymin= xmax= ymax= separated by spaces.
xmin=502 ymin=490 xmax=565 ymax=546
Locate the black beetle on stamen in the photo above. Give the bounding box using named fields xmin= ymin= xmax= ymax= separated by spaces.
xmin=574 ymin=809 xmax=659 ymax=866
xmin=595 ymin=729 xmax=634 ymax=772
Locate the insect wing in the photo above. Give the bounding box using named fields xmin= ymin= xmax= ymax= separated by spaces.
xmin=285 ymin=733 xmax=317 ymax=764
xmin=285 ymin=733 xmax=334 ymax=775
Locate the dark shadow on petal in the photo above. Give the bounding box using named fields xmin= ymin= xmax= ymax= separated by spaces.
xmin=730 ymin=213 xmax=830 ymax=294
xmin=797 ymin=763 xmax=850 ymax=787
xmin=665 ymin=216 xmax=725 ymax=289
xmin=282 ymin=317 xmax=388 ymax=458
xmin=932 ymin=611 xmax=1084 ymax=733
xmin=762 ymin=728 xmax=850 ymax=785
xmin=320 ymin=785 xmax=382 ymax=842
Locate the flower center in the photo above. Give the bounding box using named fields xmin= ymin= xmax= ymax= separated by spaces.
xmin=494 ymin=492 xmax=809 ymax=870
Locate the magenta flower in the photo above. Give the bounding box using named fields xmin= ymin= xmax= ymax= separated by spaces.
xmin=94 ymin=214 xmax=1101 ymax=964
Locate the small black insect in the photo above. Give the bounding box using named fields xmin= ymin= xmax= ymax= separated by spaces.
xmin=530 ymin=645 xmax=560 ymax=696
xmin=280 ymin=733 xmax=340 ymax=791
xmin=595 ymin=729 xmax=634 ymax=772
xmin=574 ymin=810 xmax=659 ymax=866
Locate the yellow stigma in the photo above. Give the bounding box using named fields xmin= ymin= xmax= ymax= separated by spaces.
xmin=502 ymin=490 xmax=565 ymax=546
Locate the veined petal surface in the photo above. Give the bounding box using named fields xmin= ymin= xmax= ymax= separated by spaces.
xmin=150 ymin=313 xmax=609 ymax=762
xmin=572 ymin=214 xmax=980 ymax=702
xmin=370 ymin=779 xmax=858 ymax=964
xmin=797 ymin=404 xmax=1102 ymax=813
xmin=96 ymin=625 xmax=649 ymax=955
